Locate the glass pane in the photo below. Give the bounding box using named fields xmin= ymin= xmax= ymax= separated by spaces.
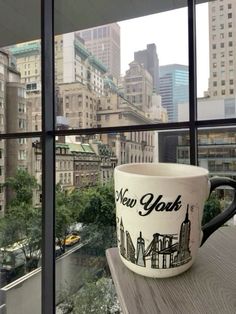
xmin=0 ymin=1 xmax=41 ymax=133
xmin=198 ymin=127 xmax=236 ymax=226
xmin=197 ymin=0 xmax=236 ymax=121
xmin=157 ymin=129 xmax=190 ymax=164
xmin=55 ymin=3 xmax=188 ymax=131
xmin=0 ymin=138 xmax=42 ymax=313
xmin=54 ymin=131 xmax=161 ymax=312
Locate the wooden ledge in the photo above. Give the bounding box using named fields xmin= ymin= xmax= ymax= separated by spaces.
xmin=106 ymin=227 xmax=236 ymax=314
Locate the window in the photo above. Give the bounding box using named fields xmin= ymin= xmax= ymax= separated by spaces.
xmin=18 ymin=150 xmax=27 ymax=160
xmin=228 ymin=13 xmax=232 ymax=19
xmin=0 ymin=64 xmax=4 ymax=75
xmin=18 ymin=118 xmax=26 ymax=129
xmin=2 ymin=1 xmax=236 ymax=313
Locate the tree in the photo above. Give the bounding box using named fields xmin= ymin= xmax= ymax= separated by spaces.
xmin=78 ymin=183 xmax=116 ymax=227
xmin=77 ymin=183 xmax=117 ymax=253
xmin=55 ymin=184 xmax=74 ymax=251
xmin=202 ymin=193 xmax=221 ymax=225
xmin=59 ymin=274 xmax=120 ymax=314
xmin=0 ymin=169 xmax=41 ymax=272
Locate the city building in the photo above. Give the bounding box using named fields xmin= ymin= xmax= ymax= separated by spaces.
xmin=134 ymin=43 xmax=160 ymax=93
xmin=77 ymin=23 xmax=120 ymax=80
xmin=124 ymin=61 xmax=153 ymax=111
xmin=32 ymin=140 xmax=112 ymax=190
xmin=178 ymin=96 xmax=236 ymax=121
xmin=10 ymin=35 xmax=107 ymax=94
xmin=208 ymin=0 xmax=236 ymax=98
xmin=0 ymin=49 xmax=31 ymax=214
xmin=58 ymin=82 xmax=98 ymax=129
xmin=159 ymin=64 xmax=189 ymax=122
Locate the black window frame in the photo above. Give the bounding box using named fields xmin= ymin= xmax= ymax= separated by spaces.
xmin=1 ymin=0 xmax=236 ymax=313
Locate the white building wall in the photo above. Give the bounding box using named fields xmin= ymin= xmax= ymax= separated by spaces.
xmin=63 ymin=33 xmax=75 ymax=83
xmin=178 ymin=98 xmax=228 ymax=121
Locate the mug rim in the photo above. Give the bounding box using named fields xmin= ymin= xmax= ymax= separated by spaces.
xmin=115 ymin=162 xmax=209 ymax=179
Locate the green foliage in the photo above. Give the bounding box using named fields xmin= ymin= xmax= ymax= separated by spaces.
xmin=55 ymin=184 xmax=74 ymax=248
xmin=4 ymin=168 xmax=38 ymax=207
xmin=0 ymin=169 xmax=41 ymax=271
xmin=59 ymin=274 xmax=120 ymax=314
xmin=202 ymin=193 xmax=221 ymax=225
xmin=77 ymin=183 xmax=116 ymax=227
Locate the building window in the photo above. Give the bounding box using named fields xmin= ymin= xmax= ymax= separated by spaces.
xmin=228 ymin=13 xmax=232 ymax=19
xmin=220 ymin=42 xmax=224 ymax=48
xmin=18 ymin=150 xmax=27 ymax=160
xmin=221 ymin=80 xmax=225 ymax=86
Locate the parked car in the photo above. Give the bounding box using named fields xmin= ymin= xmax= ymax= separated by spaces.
xmin=64 ymin=234 xmax=80 ymax=246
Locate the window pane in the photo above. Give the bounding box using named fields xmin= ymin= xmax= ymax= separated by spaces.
xmin=0 ymin=138 xmax=42 ymax=313
xmin=0 ymin=2 xmax=42 ymax=134
xmin=157 ymin=130 xmax=190 ymax=164
xmin=197 ymin=0 xmax=236 ymax=121
xmin=198 ymin=127 xmax=236 ymax=225
xmin=55 ymin=131 xmax=160 ymax=311
xmin=55 ymin=4 xmax=188 ymax=130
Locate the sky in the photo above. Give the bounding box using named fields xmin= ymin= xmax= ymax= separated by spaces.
xmin=118 ymin=3 xmax=209 ymax=97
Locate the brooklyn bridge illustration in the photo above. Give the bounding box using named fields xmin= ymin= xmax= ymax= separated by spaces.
xmin=118 ymin=206 xmax=192 ymax=269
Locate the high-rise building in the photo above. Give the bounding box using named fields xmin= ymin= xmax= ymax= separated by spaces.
xmin=77 ymin=23 xmax=120 ymax=80
xmin=0 ymin=49 xmax=30 ymax=213
xmin=10 ymin=35 xmax=107 ymax=95
xmin=124 ymin=61 xmax=153 ymax=111
xmin=134 ymin=43 xmax=160 ymax=93
xmin=208 ymin=0 xmax=236 ymax=98
xmin=159 ymin=64 xmax=189 ymax=122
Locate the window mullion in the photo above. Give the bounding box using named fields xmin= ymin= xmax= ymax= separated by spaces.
xmin=188 ymin=0 xmax=198 ymax=165
xmin=41 ymin=0 xmax=55 ymax=313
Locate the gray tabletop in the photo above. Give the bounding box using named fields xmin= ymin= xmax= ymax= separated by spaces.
xmin=106 ymin=227 xmax=236 ymax=314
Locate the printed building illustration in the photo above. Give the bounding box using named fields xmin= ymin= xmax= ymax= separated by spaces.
xmin=118 ymin=206 xmax=192 ymax=269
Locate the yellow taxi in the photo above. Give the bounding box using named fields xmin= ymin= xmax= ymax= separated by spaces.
xmin=64 ymin=234 xmax=80 ymax=246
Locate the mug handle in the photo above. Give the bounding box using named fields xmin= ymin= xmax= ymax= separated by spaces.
xmin=201 ymin=177 xmax=236 ymax=246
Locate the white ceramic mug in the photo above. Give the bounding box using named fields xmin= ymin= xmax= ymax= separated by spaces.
xmin=114 ymin=162 xmax=236 ymax=278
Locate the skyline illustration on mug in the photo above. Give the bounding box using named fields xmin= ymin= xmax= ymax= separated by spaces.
xmin=117 ymin=205 xmax=192 ymax=269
